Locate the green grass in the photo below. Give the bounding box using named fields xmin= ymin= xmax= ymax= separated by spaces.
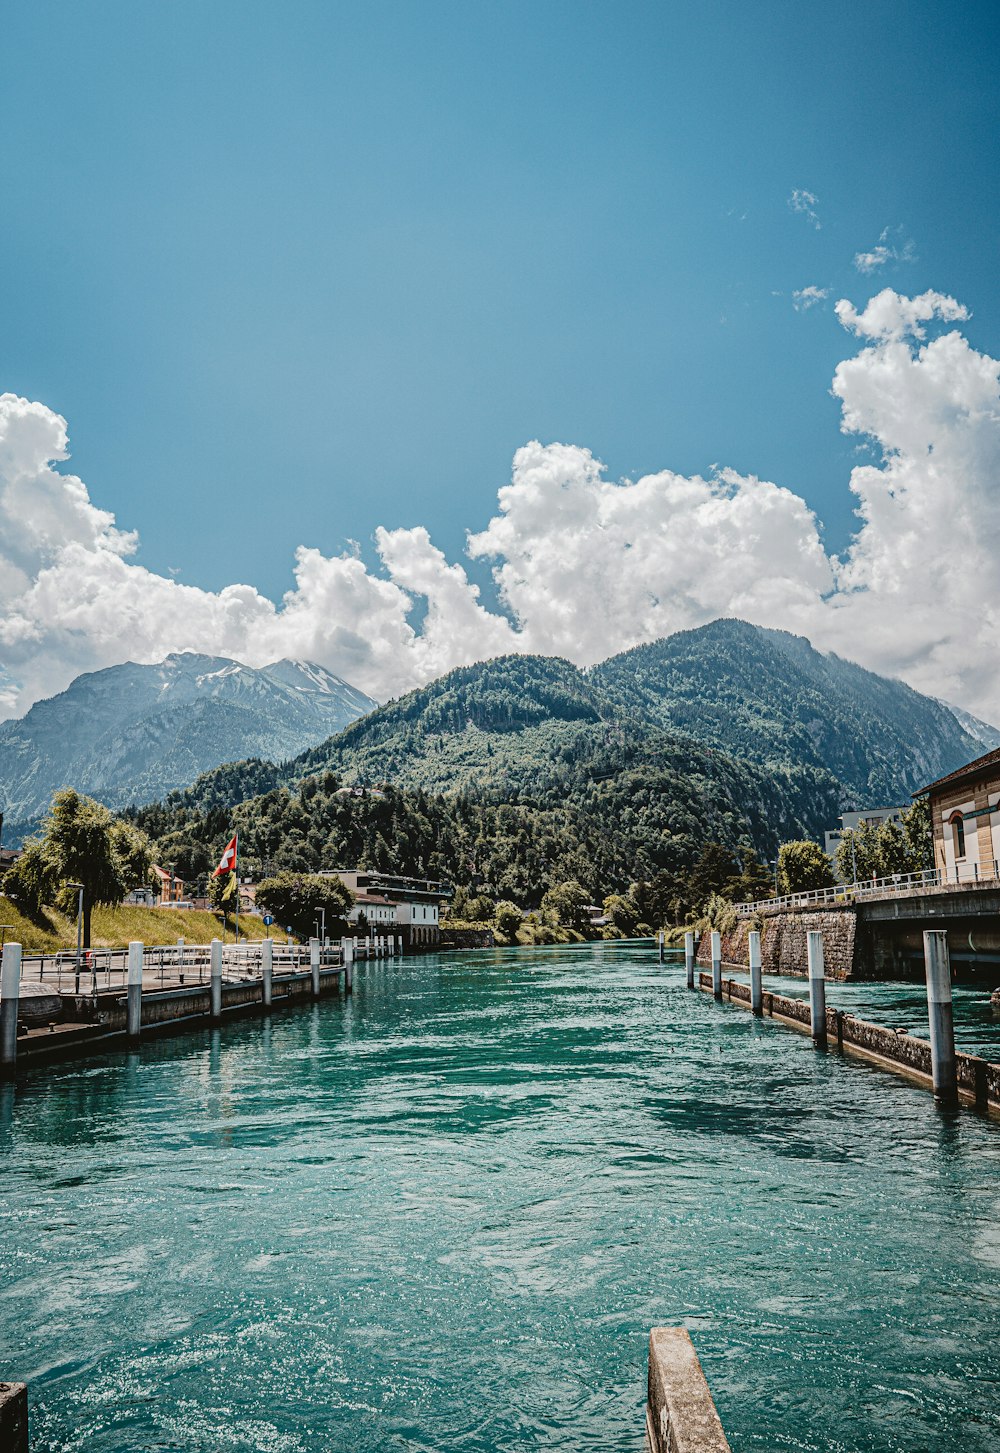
xmin=0 ymin=896 xmax=282 ymax=953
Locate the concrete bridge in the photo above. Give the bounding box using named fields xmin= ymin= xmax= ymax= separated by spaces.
xmin=714 ymin=878 xmax=1000 ymax=981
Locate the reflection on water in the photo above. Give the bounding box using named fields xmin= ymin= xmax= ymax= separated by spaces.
xmin=1 ymin=945 xmax=999 ymax=1453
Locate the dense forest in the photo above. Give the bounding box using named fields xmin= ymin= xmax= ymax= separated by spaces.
xmin=128 ymin=654 xmax=840 ymax=909
xmin=591 ymin=618 xmax=980 ymax=804
xmin=120 ymin=622 xmax=980 ymax=914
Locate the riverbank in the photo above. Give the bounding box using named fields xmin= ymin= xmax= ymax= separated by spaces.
xmin=0 ymin=894 xmax=276 ymax=952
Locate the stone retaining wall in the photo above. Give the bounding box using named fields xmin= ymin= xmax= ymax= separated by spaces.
xmin=696 ymin=905 xmax=858 ymax=979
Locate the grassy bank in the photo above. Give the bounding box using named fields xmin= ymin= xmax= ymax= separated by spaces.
xmin=0 ymin=896 xmax=280 ymax=953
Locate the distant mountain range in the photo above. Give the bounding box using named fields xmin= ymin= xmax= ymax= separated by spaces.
xmin=281 ymin=618 xmax=987 ymax=810
xmin=125 ymin=620 xmax=996 ymax=900
xmin=0 ymin=654 xmax=376 ymax=843
xmin=4 ymin=623 xmax=995 ymax=895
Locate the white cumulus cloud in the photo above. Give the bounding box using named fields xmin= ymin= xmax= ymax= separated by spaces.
xmin=1 ymin=284 xmax=1000 ymax=727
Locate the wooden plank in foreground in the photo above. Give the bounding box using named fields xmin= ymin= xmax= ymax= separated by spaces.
xmin=647 ymin=1328 xmax=731 ymax=1453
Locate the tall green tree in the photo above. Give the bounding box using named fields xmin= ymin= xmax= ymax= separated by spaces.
xmin=777 ymin=840 xmax=835 ymax=896
xmin=255 ymin=872 xmax=354 ymax=941
xmin=32 ymin=790 xmax=152 ymax=945
xmin=540 ymin=879 xmax=590 ymax=929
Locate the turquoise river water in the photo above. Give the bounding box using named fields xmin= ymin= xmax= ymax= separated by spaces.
xmin=2 ymin=943 xmax=1000 ymax=1453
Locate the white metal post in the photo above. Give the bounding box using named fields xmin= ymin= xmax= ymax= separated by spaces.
xmin=262 ymin=936 xmax=273 ymax=1010
xmin=210 ymin=938 xmax=223 ymax=1023
xmin=0 ymin=942 xmax=23 ymax=1075
xmin=126 ymin=940 xmax=143 ymax=1040
xmin=807 ymin=931 xmax=827 ymax=1046
xmin=748 ymin=930 xmax=763 ymax=1015
xmin=684 ymin=930 xmax=695 ymax=990
xmin=710 ymin=930 xmax=722 ymax=999
xmin=923 ymin=930 xmax=957 ymax=1106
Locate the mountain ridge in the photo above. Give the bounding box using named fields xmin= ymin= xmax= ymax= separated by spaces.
xmin=0 ymin=653 xmax=376 ymax=840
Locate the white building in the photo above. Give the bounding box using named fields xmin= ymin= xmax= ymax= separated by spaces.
xmin=324 ymin=869 xmax=452 ymax=947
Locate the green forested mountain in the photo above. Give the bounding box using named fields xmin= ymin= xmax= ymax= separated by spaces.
xmin=124 ymin=621 xmax=986 ymax=909
xmin=591 ymin=618 xmax=981 ymax=805
xmin=131 ymin=653 xmax=839 ymax=904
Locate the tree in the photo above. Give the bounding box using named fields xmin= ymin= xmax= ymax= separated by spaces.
xmin=902 ymin=797 xmax=932 ymax=870
xmin=603 ymin=891 xmax=639 ymax=936
xmin=255 ymin=872 xmax=354 ymax=941
xmin=836 ymin=803 xmax=932 ymax=884
xmin=685 ymin=843 xmax=741 ymax=910
xmin=1 ymin=842 xmax=54 ymax=918
xmin=494 ymin=900 xmax=522 ymax=942
xmin=777 ymin=840 xmax=835 ymax=895
xmin=835 ymin=819 xmax=881 ymax=883
xmin=35 ymin=790 xmax=152 ymax=946
xmin=466 ymin=893 xmax=495 ymax=923
xmin=723 ymin=849 xmax=774 ymax=904
xmin=541 ymin=879 xmax=590 ymax=929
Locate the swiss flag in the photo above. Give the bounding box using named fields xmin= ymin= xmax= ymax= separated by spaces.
xmin=213 ymin=834 xmax=238 ymax=877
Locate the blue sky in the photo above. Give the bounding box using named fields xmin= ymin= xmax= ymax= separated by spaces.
xmin=3 ymin=0 xmax=997 ymax=594
xmin=1 ymin=1 xmax=999 ymax=720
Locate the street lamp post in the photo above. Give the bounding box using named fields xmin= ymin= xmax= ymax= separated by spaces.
xmin=315 ymin=906 xmax=326 ymax=947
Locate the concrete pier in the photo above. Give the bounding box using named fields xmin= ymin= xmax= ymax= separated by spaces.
xmin=646 ymin=1327 xmax=731 ymax=1453
xmin=126 ymin=941 xmax=143 ymax=1041
xmin=209 ymin=939 xmax=223 ymax=1023
xmin=685 ymin=931 xmax=695 ymax=990
xmin=923 ymin=929 xmax=958 ymax=1107
xmin=807 ymin=931 xmax=827 ymax=1047
xmin=710 ymin=931 xmax=722 ymax=1000
xmin=748 ymin=930 xmax=762 ymax=1015
xmin=261 ymin=938 xmax=273 ymax=1010
xmin=0 ymin=943 xmax=22 ymax=1077
xmin=695 ymin=970 xmax=1000 ymax=1115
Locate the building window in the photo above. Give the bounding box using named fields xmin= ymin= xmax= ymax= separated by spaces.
xmin=951 ymin=813 xmax=966 ymax=859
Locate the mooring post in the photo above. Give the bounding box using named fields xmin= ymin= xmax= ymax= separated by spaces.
xmin=341 ymin=936 xmax=354 ymax=992
xmin=923 ymin=929 xmax=958 ymax=1107
xmin=684 ymin=930 xmax=695 ymax=989
xmin=309 ymin=937 xmax=321 ymax=998
xmin=261 ymin=937 xmax=273 ymax=1011
xmin=210 ymin=938 xmax=223 ymax=1023
xmin=0 ymin=942 xmax=23 ymax=1078
xmin=748 ymin=930 xmax=763 ymax=1015
xmin=658 ymin=931 xmax=665 ymax=963
xmin=807 ymin=930 xmax=827 ymax=1046
xmin=126 ymin=940 xmax=143 ymax=1041
xmin=710 ymin=930 xmax=722 ymax=999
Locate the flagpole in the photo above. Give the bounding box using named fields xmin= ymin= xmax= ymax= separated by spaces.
xmin=234 ymin=833 xmax=239 ymax=945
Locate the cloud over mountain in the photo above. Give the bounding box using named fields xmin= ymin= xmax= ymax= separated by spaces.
xmin=1 ymin=285 xmax=998 ymax=722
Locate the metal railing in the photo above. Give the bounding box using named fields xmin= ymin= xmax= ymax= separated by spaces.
xmin=15 ymin=936 xmax=397 ymax=995
xmin=735 ymin=860 xmax=1000 ymax=917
